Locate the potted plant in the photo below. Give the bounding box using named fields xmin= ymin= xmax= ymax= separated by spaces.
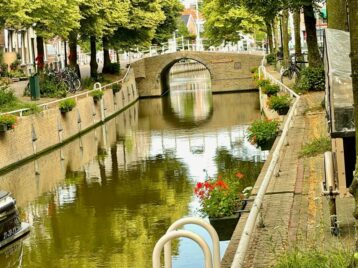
xmin=268 ymin=95 xmax=292 ymax=115
xmin=0 ymin=114 xmax=17 ymax=132
xmin=112 ymin=83 xmax=121 ymax=94
xmin=262 ymin=84 xmax=280 ymax=97
xmin=257 ymin=79 xmax=270 ymax=88
xmin=247 ymin=119 xmax=280 ymax=150
xmin=194 ymin=172 xmax=250 ymax=240
xmin=90 ymin=89 xmax=104 ymax=102
xmin=59 ymin=98 xmax=76 ymax=113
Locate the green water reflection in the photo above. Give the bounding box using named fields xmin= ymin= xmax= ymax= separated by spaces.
xmin=0 ymin=67 xmax=266 ymax=268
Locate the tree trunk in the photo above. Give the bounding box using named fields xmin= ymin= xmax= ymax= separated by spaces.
xmin=68 ymin=31 xmax=81 ymax=78
xmin=293 ymin=9 xmax=302 ymax=61
xmin=36 ymin=36 xmax=45 ymax=72
xmin=90 ymin=35 xmax=98 ymax=80
xmin=102 ymin=36 xmax=111 ymax=74
xmin=273 ymin=18 xmax=280 ymax=54
xmin=282 ymin=9 xmax=290 ymax=68
xmin=265 ymin=20 xmax=274 ymax=54
xmin=348 ymin=0 xmax=358 ymax=251
xmin=327 ymin=0 xmax=349 ymax=31
xmin=303 ymin=3 xmax=323 ymax=68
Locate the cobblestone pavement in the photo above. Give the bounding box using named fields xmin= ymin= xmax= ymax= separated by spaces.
xmin=223 ymin=70 xmax=356 ymax=267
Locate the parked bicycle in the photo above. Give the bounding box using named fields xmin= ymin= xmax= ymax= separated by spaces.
xmin=280 ymin=54 xmax=307 ymax=82
xmin=47 ymin=68 xmax=81 ymax=93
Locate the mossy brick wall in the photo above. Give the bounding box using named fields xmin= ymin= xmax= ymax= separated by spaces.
xmin=0 ymin=69 xmax=138 ymax=171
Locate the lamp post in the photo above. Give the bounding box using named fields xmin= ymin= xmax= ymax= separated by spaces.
xmin=195 ymin=0 xmax=202 ymax=51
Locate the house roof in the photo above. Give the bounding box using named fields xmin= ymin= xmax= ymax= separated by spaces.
xmin=182 ymin=9 xmax=203 ymax=20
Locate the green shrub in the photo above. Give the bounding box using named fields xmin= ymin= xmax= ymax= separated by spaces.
xmin=0 ymin=85 xmax=16 ymax=106
xmin=266 ymin=53 xmax=276 ymax=65
xmin=0 ymin=114 xmax=17 ymax=126
xmin=257 ymin=79 xmax=271 ymax=88
xmin=299 ymin=136 xmax=331 ymax=158
xmin=268 ymin=95 xmax=292 ymax=115
xmin=275 ymin=247 xmax=354 ymax=268
xmin=109 ymin=63 xmax=120 ymax=74
xmin=294 ymin=67 xmax=325 ymax=92
xmin=59 ymin=98 xmax=76 ymax=112
xmin=262 ymin=84 xmax=280 ymax=96
xmin=81 ymin=77 xmax=95 ymax=89
xmin=90 ymin=89 xmax=104 ymax=102
xmin=247 ymin=119 xmax=280 ymax=148
xmin=39 ymin=78 xmax=67 ymax=98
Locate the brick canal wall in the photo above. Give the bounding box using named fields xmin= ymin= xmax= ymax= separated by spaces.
xmin=0 ymin=69 xmax=139 ymax=172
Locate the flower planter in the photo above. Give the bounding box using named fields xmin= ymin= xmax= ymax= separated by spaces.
xmin=0 ymin=124 xmax=8 ymax=132
xmin=277 ymin=107 xmax=290 ymax=115
xmin=209 ymin=213 xmax=241 ymax=241
xmin=257 ymin=138 xmax=275 ymax=151
xmin=93 ymin=96 xmax=102 ymax=103
xmin=60 ymin=107 xmax=73 ymax=114
xmin=208 ymin=200 xmax=247 ymax=241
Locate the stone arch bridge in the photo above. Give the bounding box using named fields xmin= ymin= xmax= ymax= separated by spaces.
xmin=131 ymin=51 xmax=263 ymax=97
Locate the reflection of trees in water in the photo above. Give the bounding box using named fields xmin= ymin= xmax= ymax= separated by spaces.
xmin=22 ymin=146 xmax=192 ymax=268
xmin=214 ymin=148 xmax=263 ymax=189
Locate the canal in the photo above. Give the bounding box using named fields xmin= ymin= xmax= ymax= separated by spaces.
xmin=0 ymin=63 xmax=266 ymax=267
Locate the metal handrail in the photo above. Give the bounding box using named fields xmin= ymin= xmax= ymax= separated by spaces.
xmin=164 ymin=217 xmax=220 ymax=268
xmin=231 ymin=62 xmax=300 ymax=268
xmin=153 ymin=230 xmax=213 ymax=268
xmin=0 ymin=66 xmax=132 ymax=117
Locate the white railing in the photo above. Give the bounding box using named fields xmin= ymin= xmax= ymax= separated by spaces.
xmin=153 ymin=230 xmax=213 ymax=268
xmin=231 ymin=60 xmax=300 ymax=268
xmin=163 ymin=217 xmax=220 ymax=268
xmin=0 ymin=67 xmax=132 ymax=117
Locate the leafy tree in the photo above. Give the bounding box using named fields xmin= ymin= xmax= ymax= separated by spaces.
xmin=0 ymin=0 xmax=32 ymax=29
xmin=202 ymin=0 xmax=263 ymax=46
xmin=29 ymin=0 xmax=81 ymax=71
xmin=152 ymin=0 xmax=184 ymax=45
xmin=110 ymin=0 xmax=165 ymax=52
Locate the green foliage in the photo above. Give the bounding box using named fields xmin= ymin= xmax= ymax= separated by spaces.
xmin=39 ymin=75 xmax=67 ymax=98
xmin=299 ymin=136 xmax=331 ymax=158
xmin=0 ymin=114 xmax=17 ymax=126
xmin=294 ymin=67 xmax=325 ymax=92
xmin=152 ymin=0 xmax=184 ymax=44
xmin=257 ymin=79 xmax=271 ymax=87
xmin=247 ymin=119 xmax=279 ymax=149
xmin=268 ymin=95 xmax=291 ymax=115
xmin=275 ymin=247 xmax=354 ymax=268
xmin=0 ymin=85 xmax=16 ymax=106
xmin=266 ymin=53 xmax=276 ymax=65
xmin=81 ymin=77 xmax=95 ymax=90
xmin=203 ymin=0 xmax=263 ymax=45
xmin=262 ymin=84 xmax=280 ymax=96
xmin=107 ymin=63 xmax=120 ymax=74
xmin=90 ymin=89 xmax=104 ymax=101
xmin=59 ymin=98 xmax=76 ymax=111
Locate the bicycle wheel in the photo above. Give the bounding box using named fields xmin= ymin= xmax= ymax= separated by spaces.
xmin=288 ymin=68 xmax=293 ymax=80
xmin=281 ymin=69 xmax=289 ymax=82
xmin=64 ymin=80 xmax=75 ymax=93
xmin=73 ymin=79 xmax=81 ymax=91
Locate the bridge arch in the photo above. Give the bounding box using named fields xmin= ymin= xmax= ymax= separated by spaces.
xmin=160 ymin=57 xmax=213 ymax=95
xmin=131 ymin=51 xmax=263 ymax=97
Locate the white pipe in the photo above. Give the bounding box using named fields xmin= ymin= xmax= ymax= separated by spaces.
xmin=231 ymin=63 xmax=300 ymax=268
xmin=164 ymin=217 xmax=220 ymax=268
xmin=152 ymin=230 xmax=213 ymax=268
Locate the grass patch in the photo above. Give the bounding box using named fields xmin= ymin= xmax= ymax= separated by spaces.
xmin=275 ymin=247 xmax=354 ymax=268
xmin=299 ymin=136 xmax=331 ymax=158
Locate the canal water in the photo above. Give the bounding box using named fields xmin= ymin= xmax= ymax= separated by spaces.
xmin=0 ymin=64 xmax=267 ymax=267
